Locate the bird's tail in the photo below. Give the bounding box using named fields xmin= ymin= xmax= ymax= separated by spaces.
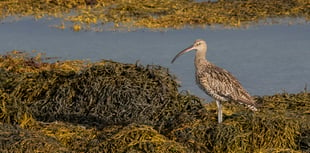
xmin=237 ymin=98 xmax=258 ymax=111
xmin=245 ymin=104 xmax=258 ymax=111
xmin=238 ymin=102 xmax=258 ymax=111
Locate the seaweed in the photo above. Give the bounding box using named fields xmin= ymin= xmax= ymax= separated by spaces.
xmin=0 ymin=51 xmax=309 ymax=152
xmin=97 ymin=124 xmax=187 ymax=153
xmin=26 ymin=62 xmax=204 ymax=131
xmin=169 ymin=94 xmax=310 ymax=152
xmin=0 ymin=123 xmax=68 ymax=152
xmin=1 ymin=53 xmax=205 ymax=131
xmin=38 ymin=121 xmax=100 ymax=152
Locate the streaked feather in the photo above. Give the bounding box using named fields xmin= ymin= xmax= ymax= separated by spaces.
xmin=196 ymin=60 xmax=257 ymax=110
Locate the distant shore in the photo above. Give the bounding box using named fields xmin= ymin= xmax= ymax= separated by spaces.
xmin=1 ymin=0 xmax=309 ymax=31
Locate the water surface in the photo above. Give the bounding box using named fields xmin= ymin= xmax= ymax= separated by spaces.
xmin=0 ymin=18 xmax=309 ymax=101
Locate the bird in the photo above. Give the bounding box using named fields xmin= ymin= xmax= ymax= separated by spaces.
xmin=171 ymin=39 xmax=257 ymax=123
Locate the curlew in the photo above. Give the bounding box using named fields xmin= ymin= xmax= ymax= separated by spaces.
xmin=171 ymin=39 xmax=257 ymax=123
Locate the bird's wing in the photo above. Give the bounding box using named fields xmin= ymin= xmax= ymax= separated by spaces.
xmin=196 ymin=63 xmax=256 ymax=106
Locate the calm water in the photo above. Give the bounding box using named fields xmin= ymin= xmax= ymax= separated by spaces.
xmin=0 ymin=18 xmax=309 ymax=101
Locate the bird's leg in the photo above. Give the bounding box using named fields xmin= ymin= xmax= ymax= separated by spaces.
xmin=216 ymin=100 xmax=222 ymax=123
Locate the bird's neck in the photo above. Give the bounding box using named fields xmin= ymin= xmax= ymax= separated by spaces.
xmin=195 ymin=49 xmax=207 ymax=66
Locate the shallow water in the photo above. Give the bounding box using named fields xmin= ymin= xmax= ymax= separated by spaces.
xmin=0 ymin=18 xmax=309 ymax=101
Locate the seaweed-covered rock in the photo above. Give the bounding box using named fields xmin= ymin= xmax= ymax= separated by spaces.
xmin=37 ymin=122 xmax=187 ymax=152
xmin=0 ymin=78 xmax=35 ymax=127
xmin=38 ymin=121 xmax=101 ymax=152
xmin=0 ymin=123 xmax=68 ymax=152
xmin=96 ymin=124 xmax=187 ymax=153
xmin=169 ymin=93 xmax=310 ymax=152
xmin=1 ymin=52 xmax=309 ymax=152
xmin=8 ymin=60 xmax=205 ymax=131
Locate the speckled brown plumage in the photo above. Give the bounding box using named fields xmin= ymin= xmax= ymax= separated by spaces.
xmin=172 ymin=39 xmax=257 ymax=123
xmin=195 ymin=59 xmax=256 ymax=109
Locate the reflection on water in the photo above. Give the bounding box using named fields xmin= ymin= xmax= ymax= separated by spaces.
xmin=0 ymin=18 xmax=309 ymax=100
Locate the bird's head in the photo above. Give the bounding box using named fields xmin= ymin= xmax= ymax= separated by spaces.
xmin=171 ymin=39 xmax=207 ymax=63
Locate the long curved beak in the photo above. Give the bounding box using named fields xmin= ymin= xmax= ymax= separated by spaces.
xmin=171 ymin=45 xmax=194 ymax=63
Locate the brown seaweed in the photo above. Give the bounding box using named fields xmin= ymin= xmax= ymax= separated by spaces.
xmin=0 ymin=51 xmax=309 ymax=152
